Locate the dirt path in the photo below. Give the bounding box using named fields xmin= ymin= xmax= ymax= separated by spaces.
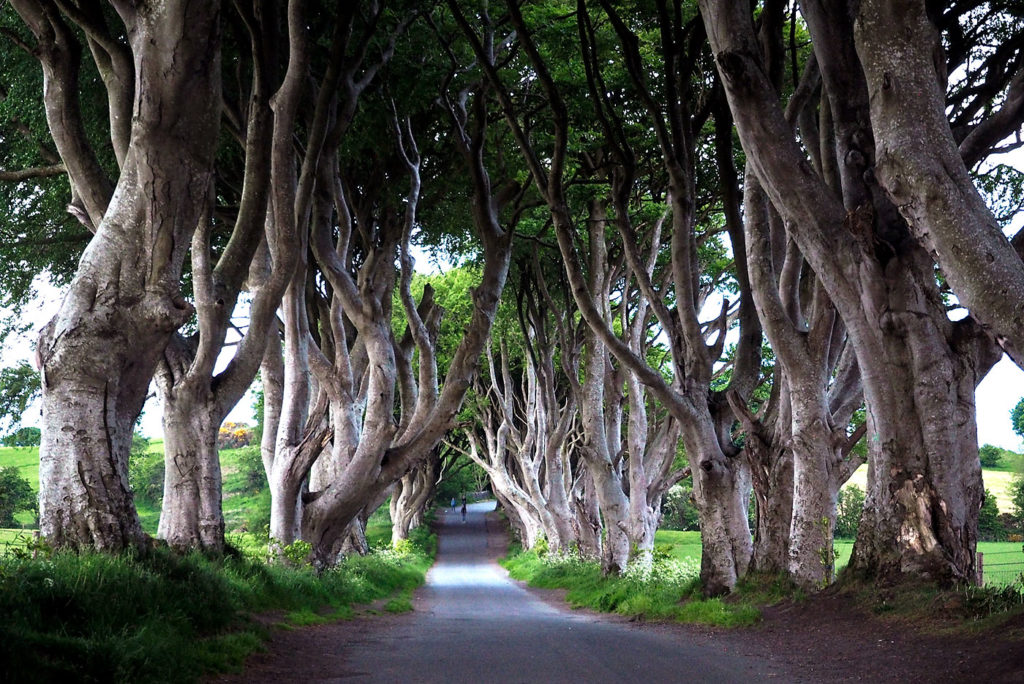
xmin=213 ymin=502 xmax=1024 ymax=683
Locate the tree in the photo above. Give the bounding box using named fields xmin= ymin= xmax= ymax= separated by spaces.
xmin=979 ymin=444 xmax=1003 ymax=469
xmin=854 ymin=0 xmax=1024 ymax=371
xmin=1 ymin=427 xmax=40 ymax=447
xmin=1012 ymin=398 xmax=1024 ymax=441
xmin=0 ymin=363 xmax=40 ymax=433
xmin=835 ymin=485 xmax=866 ymax=539
xmin=9 ymin=0 xmax=222 ymax=552
xmin=700 ymin=0 xmax=1004 ymax=587
xmin=0 ymin=466 xmax=35 ymax=527
xmin=978 ymin=489 xmax=1005 ymax=542
xmin=1011 ymin=476 xmax=1024 ymax=533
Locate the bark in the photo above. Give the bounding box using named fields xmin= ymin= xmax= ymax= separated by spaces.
xmin=391 ymin=458 xmax=439 ymax=543
xmin=156 ymin=337 xmax=223 ymax=551
xmin=25 ymin=0 xmax=222 ymax=551
xmin=854 ymin=0 xmax=1024 ymax=370
xmin=701 ymin=0 xmax=1002 ymax=585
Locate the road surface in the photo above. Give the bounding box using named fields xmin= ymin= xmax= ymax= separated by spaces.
xmin=337 ymin=501 xmax=773 ymax=682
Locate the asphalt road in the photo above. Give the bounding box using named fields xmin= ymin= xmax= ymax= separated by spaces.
xmin=339 ymin=501 xmax=774 ymax=683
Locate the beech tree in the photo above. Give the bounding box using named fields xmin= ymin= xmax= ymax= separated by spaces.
xmin=700 ymin=0 xmax=1004 ymax=584
xmin=9 ymin=0 xmax=222 ymax=551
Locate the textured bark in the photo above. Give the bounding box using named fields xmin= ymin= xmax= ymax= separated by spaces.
xmin=23 ymin=0 xmax=222 ymax=551
xmin=854 ymin=0 xmax=1024 ymax=370
xmin=156 ymin=338 xmax=223 ymax=551
xmin=391 ymin=459 xmax=439 ymax=543
xmin=701 ymin=0 xmax=1002 ymax=585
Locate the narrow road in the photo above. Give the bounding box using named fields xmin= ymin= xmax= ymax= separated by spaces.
xmin=337 ymin=501 xmax=773 ymax=682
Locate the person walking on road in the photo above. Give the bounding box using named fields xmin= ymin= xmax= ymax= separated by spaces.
xmin=461 ymin=502 xmax=467 ymax=523
xmin=450 ymin=497 xmax=456 ymax=512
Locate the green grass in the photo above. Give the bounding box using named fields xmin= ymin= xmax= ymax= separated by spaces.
xmin=0 ymin=524 xmax=437 ymax=683
xmin=501 ymin=545 xmax=760 ymax=627
xmin=658 ymin=531 xmax=1024 ymax=589
xmin=653 ymin=530 xmax=702 ymax=563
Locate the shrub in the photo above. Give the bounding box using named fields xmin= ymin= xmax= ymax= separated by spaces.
xmin=236 ymin=446 xmax=268 ymax=493
xmin=0 ymin=466 xmax=35 ymax=527
xmin=217 ymin=422 xmax=253 ymax=449
xmin=1010 ymin=475 xmax=1024 ymax=533
xmin=979 ymin=489 xmax=1006 ymax=541
xmin=835 ymin=484 xmax=865 ymax=539
xmin=979 ymin=444 xmax=1003 ymax=468
xmin=662 ymin=481 xmax=700 ymax=531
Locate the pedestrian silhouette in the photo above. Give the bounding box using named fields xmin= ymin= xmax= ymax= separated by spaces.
xmin=461 ymin=502 xmax=467 ymax=523
xmin=450 ymin=497 xmax=456 ymax=512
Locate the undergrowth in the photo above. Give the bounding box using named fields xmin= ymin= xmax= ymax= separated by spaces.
xmin=841 ymin=575 xmax=1024 ymax=634
xmin=500 ymin=545 xmax=760 ymax=627
xmin=0 ymin=524 xmax=436 ymax=683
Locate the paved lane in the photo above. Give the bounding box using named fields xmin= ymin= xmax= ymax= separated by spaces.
xmin=340 ymin=501 xmax=774 ymax=683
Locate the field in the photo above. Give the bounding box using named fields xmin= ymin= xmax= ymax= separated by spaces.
xmin=656 ymin=530 xmax=1024 ymax=588
xmin=846 ymin=463 xmax=1019 ymax=513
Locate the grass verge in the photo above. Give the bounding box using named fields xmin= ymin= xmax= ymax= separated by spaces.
xmin=500 ymin=545 xmax=760 ymax=627
xmin=0 ymin=524 xmax=436 ymax=683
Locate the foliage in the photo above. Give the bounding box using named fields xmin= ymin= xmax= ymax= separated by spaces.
xmin=1 ymin=426 xmax=40 ymax=447
xmin=978 ymin=489 xmax=1006 ymax=541
xmin=1012 ymin=398 xmax=1024 ymax=442
xmin=217 ymin=422 xmax=253 ymax=450
xmin=661 ymin=481 xmax=700 ymax=531
xmin=0 ymin=466 xmax=35 ymax=527
xmin=0 ymin=363 xmax=40 ymax=434
xmin=835 ymin=485 xmax=865 ymax=539
xmin=235 ymin=446 xmax=268 ymax=494
xmin=127 ymin=436 xmax=163 ymax=507
xmin=979 ymin=444 xmax=1003 ymax=468
xmin=1010 ymin=476 xmax=1024 ymax=533
xmin=251 ymin=384 xmax=265 ymax=445
xmin=435 ymin=455 xmax=487 ymax=503
xmin=0 ymin=525 xmax=436 ymax=683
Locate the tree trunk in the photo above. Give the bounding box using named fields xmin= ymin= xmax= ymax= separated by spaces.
xmin=27 ymin=0 xmax=221 ymax=551
xmin=687 ymin=430 xmax=753 ymax=596
xmin=854 ymin=0 xmax=1024 ymax=370
xmin=391 ymin=461 xmax=437 ymax=543
xmin=571 ymin=469 xmax=603 ymax=558
xmin=786 ymin=394 xmax=841 ymax=587
xmin=156 ymin=368 xmax=224 ymax=551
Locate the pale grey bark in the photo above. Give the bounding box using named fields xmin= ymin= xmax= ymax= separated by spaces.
xmin=391 ymin=458 xmax=439 ymax=543
xmin=854 ymin=0 xmax=1024 ymax=370
xmin=17 ymin=0 xmax=222 ymax=551
xmin=701 ymin=0 xmax=1002 ymax=584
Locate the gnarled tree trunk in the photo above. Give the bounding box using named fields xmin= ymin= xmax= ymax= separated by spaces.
xmin=17 ymin=0 xmax=222 ymax=551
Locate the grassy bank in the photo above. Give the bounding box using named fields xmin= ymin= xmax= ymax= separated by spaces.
xmin=501 ymin=545 xmax=762 ymax=627
xmin=0 ymin=524 xmax=436 ymax=683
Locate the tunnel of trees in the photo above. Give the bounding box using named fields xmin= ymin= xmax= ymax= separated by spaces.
xmin=1 ymin=0 xmax=1022 ymax=595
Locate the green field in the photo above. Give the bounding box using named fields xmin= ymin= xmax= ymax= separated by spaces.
xmin=846 ymin=464 xmax=1019 ymax=513
xmin=656 ymin=530 xmax=1024 ymax=587
xmin=0 ymin=441 xmax=271 ymax=539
